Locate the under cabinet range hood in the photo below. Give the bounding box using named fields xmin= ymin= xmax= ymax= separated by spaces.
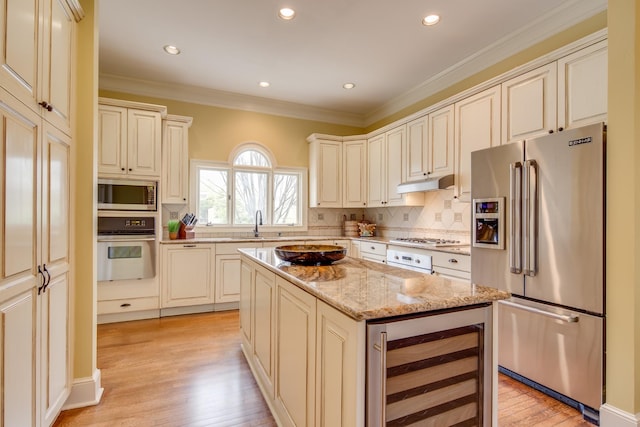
xmin=396 ymin=174 xmax=455 ymax=194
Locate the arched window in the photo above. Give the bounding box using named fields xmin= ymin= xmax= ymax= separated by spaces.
xmin=191 ymin=143 xmax=307 ymax=231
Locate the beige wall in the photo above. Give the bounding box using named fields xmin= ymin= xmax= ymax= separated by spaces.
xmin=606 ymin=0 xmax=640 ymax=415
xmin=98 ymin=91 xmax=364 ymax=167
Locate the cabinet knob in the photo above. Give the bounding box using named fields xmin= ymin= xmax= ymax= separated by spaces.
xmin=120 ymin=303 xmax=131 ymax=308
xmin=128 ymin=168 xmax=132 ymax=171
xmin=121 ymin=167 xmax=125 ymax=171
xmin=558 ymin=127 xmax=564 ymax=132
xmin=38 ymin=101 xmax=53 ymax=112
xmin=548 ymin=130 xmax=554 ymax=134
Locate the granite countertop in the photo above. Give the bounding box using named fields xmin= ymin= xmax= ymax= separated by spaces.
xmin=239 ymin=248 xmax=508 ymax=321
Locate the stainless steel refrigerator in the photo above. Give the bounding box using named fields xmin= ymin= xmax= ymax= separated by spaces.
xmin=470 ymin=123 xmax=605 ymax=420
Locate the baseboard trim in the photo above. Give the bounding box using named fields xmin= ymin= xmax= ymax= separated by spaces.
xmin=62 ymin=369 xmax=104 ymax=410
xmin=600 ymin=404 xmax=640 ymax=427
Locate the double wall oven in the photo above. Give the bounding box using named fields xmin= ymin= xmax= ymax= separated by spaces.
xmin=97 ymin=216 xmax=156 ymax=281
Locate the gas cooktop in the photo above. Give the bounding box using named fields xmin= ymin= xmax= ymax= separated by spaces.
xmin=388 ymin=237 xmax=468 ymax=247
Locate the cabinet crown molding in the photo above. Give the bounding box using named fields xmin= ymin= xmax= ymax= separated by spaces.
xmin=165 ymin=114 xmax=193 ymax=127
xmin=98 ymin=97 xmax=168 ymax=117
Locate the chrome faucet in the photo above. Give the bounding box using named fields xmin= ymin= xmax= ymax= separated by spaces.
xmin=254 ymin=210 xmax=263 ymax=237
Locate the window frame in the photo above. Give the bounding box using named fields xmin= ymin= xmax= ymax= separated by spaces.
xmin=190 ymin=149 xmax=308 ymax=233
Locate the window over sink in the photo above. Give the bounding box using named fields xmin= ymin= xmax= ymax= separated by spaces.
xmin=190 ymin=142 xmax=307 ymax=231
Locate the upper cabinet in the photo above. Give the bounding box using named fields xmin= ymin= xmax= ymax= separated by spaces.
xmin=162 ymin=114 xmax=193 ymax=204
xmin=557 ymin=39 xmax=608 ymax=130
xmin=308 ymin=135 xmax=342 ymax=208
xmin=454 ymin=85 xmax=501 ymax=200
xmin=342 ymin=137 xmax=367 ymax=208
xmin=0 ymin=0 xmax=80 ymax=136
xmin=406 ymin=105 xmax=455 ymax=182
xmin=98 ymin=98 xmax=167 ymax=179
xmin=501 ymin=63 xmax=557 ymax=144
xmin=368 ymin=125 xmax=424 ymax=207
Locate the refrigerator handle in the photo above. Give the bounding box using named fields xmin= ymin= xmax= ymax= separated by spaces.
xmin=524 ymin=159 xmax=538 ymax=276
xmin=509 ymin=162 xmax=522 ymax=274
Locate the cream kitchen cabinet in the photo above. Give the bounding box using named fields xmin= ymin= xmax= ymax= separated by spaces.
xmin=311 ymin=239 xmax=351 ymax=255
xmin=274 ymin=276 xmax=317 ymax=427
xmin=253 ymin=263 xmax=277 ymax=399
xmin=0 ymin=0 xmax=79 ymax=136
xmin=431 ymin=251 xmax=471 ymax=281
xmin=557 ymin=39 xmax=608 ymax=130
xmin=0 ymin=88 xmax=73 ymax=427
xmin=368 ymin=126 xmax=424 ymax=208
xmin=162 ymin=114 xmax=193 ymax=204
xmin=161 ymin=243 xmax=215 ymax=308
xmin=98 ymin=98 xmax=166 ymax=179
xmin=308 ymin=135 xmax=342 ymax=208
xmin=501 ymin=63 xmax=557 ymax=144
xmin=342 ymin=137 xmax=367 ymax=207
xmin=406 ymin=105 xmax=455 ymax=182
xmin=358 ymin=240 xmax=387 ymax=264
xmin=454 ymin=85 xmax=501 ymax=200
xmin=214 ymin=242 xmax=259 ymax=305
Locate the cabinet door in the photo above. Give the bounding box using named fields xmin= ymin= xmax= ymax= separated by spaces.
xmin=367 ymin=134 xmax=385 ymax=207
xmin=98 ymin=105 xmax=127 ymax=175
xmin=501 ymin=63 xmax=557 ymax=144
xmin=0 ymin=288 xmax=38 ymax=427
xmin=429 ymin=105 xmax=455 ymax=176
xmin=275 ymin=277 xmax=316 ymax=427
xmin=215 ymin=255 xmax=242 ymax=303
xmin=127 ymin=109 xmax=162 ymax=177
xmin=316 ymin=301 xmax=365 ymax=427
xmin=309 ymin=139 xmax=342 ymax=208
xmin=253 ymin=267 xmax=276 ymax=398
xmin=162 ymin=119 xmax=189 ymax=204
xmin=385 ymin=126 xmax=406 ymax=206
xmin=40 ymin=0 xmax=74 ymax=134
xmin=40 ymin=122 xmax=71 ymax=426
xmin=557 ymin=40 xmax=608 ymax=130
xmin=455 ymin=85 xmax=501 ymax=200
xmin=162 ymin=245 xmax=214 ymax=307
xmin=0 ymin=0 xmax=40 ymax=111
xmin=343 ymin=139 xmax=367 ymax=207
xmin=406 ymin=116 xmax=428 ymax=181
xmin=239 ymin=259 xmax=254 ymax=348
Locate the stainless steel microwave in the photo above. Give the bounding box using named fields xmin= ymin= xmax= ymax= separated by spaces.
xmin=97 ymin=179 xmax=157 ymax=211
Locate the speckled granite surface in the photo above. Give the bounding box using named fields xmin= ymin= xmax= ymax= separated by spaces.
xmin=239 ymin=248 xmax=508 ymax=321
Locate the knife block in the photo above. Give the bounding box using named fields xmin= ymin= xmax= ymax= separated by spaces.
xmin=177 ymin=222 xmax=195 ymax=239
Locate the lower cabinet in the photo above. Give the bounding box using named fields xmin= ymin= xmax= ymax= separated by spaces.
xmin=240 ymin=257 xmax=366 ymax=426
xmin=161 ymin=243 xmax=215 ymax=307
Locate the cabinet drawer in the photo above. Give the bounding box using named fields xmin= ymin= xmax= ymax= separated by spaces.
xmin=98 ymin=296 xmax=159 ymax=314
xmin=432 ymin=252 xmax=470 ymax=272
xmin=216 ymin=242 xmax=254 ymax=254
xmin=359 ymin=241 xmax=386 ymax=256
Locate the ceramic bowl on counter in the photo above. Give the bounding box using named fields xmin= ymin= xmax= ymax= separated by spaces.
xmin=274 ymin=244 xmax=346 ymax=265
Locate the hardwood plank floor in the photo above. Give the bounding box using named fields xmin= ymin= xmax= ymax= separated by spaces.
xmin=54 ymin=311 xmax=592 ymax=426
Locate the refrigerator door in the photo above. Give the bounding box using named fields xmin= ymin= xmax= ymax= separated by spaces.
xmin=498 ymin=297 xmax=603 ymax=409
xmin=471 ymin=142 xmax=524 ymax=295
xmin=524 ymin=123 xmax=604 ymax=314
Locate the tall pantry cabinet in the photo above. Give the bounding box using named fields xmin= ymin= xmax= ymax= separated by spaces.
xmin=0 ymin=0 xmax=82 ymax=426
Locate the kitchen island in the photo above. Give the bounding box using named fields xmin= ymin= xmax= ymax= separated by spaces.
xmin=238 ymin=248 xmax=508 ymax=427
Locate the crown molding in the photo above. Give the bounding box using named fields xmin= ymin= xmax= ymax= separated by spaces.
xmin=99 ymin=74 xmax=367 ymax=128
xmin=364 ymin=0 xmax=607 ymax=126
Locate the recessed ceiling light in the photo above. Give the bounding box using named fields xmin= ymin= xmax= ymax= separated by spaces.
xmin=163 ymin=45 xmax=181 ymax=55
xmin=259 ymin=81 xmax=271 ymax=88
xmin=343 ymin=83 xmax=356 ymax=90
xmin=422 ymin=14 xmax=440 ymax=26
xmin=278 ymin=8 xmax=296 ymax=20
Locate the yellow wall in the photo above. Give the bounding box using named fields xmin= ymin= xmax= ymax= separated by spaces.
xmin=73 ymin=0 xmax=98 ymax=379
xmin=607 ymin=0 xmax=640 ymax=415
xmin=98 ymin=91 xmax=364 ymax=167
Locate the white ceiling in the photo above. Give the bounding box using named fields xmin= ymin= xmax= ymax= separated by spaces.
xmin=98 ymin=0 xmax=606 ymax=127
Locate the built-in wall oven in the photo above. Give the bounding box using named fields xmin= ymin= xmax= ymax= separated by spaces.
xmin=97 ymin=216 xmax=156 ymax=281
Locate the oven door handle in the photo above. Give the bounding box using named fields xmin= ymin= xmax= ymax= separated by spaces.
xmin=97 ymin=236 xmax=156 ymax=243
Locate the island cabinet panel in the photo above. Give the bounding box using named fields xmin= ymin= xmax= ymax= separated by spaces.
xmin=316 ymin=301 xmax=366 ymax=427
xmin=253 ymin=267 xmax=277 ymax=399
xmin=275 ymin=277 xmax=317 ymax=427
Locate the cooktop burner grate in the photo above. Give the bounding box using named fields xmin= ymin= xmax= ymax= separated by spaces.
xmin=389 ymin=237 xmax=466 ymax=247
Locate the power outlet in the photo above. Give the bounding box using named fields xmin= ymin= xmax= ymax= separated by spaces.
xmin=378 ymin=213 xmax=384 ymax=221
xmin=170 ymin=211 xmax=179 ymax=220
xmin=435 ymin=212 xmax=442 ymax=222
xmin=403 ymin=213 xmax=409 ymax=221
xmin=444 ymin=200 xmax=452 ymax=209
xmin=318 ymin=213 xmax=324 ymax=221
xmin=350 ymin=213 xmax=356 ymax=220
xmin=454 ymin=212 xmax=463 ymax=222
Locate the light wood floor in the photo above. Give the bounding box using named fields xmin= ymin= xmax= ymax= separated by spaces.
xmin=54 ymin=311 xmax=592 ymax=427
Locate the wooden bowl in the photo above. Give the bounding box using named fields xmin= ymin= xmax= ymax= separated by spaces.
xmin=274 ymin=244 xmax=346 ymax=265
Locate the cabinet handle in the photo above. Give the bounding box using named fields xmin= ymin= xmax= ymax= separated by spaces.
xmin=448 ymin=258 xmax=458 ymax=264
xmin=374 ymin=332 xmax=387 ymax=424
xmin=120 ymin=303 xmax=132 ymax=308
xmin=37 ymin=265 xmax=46 ymax=295
xmin=43 ymin=264 xmax=51 ymax=293
xmin=39 ymin=101 xmax=53 ymax=112
xmin=183 ymin=244 xmax=197 ymax=248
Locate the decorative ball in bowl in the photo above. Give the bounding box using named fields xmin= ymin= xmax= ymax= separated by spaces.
xmin=274 ymin=244 xmax=346 ymax=266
